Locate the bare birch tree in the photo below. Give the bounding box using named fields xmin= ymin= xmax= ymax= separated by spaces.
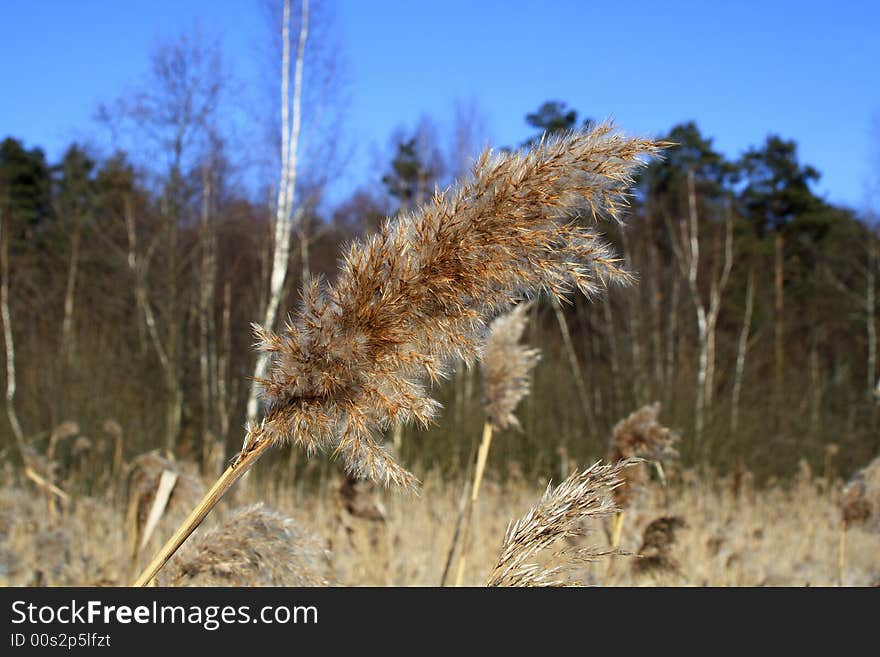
xmin=98 ymin=31 xmax=224 ymax=454
xmin=0 ymin=205 xmax=25 ymax=455
xmin=245 ymin=0 xmax=310 ymax=429
xmin=667 ymin=169 xmax=733 ymax=452
xmin=730 ymin=267 xmax=755 ymax=433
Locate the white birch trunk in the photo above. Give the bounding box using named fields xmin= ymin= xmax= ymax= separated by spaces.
xmin=730 ymin=268 xmax=755 ymax=434
xmin=0 ymin=210 xmax=25 ymax=453
xmin=245 ymin=0 xmax=310 ymax=429
xmin=671 ymin=171 xmax=733 ymax=453
xmin=124 ymin=194 xmax=181 ymax=454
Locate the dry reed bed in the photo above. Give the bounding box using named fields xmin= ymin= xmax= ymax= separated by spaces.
xmin=1 ymin=467 xmax=877 ymax=587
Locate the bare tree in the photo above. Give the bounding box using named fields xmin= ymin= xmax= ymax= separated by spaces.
xmin=730 ymin=267 xmax=755 ymax=433
xmin=245 ymin=0 xmax=310 ymax=429
xmin=667 ymin=169 xmax=733 ymax=453
xmin=0 ymin=206 xmax=25 ymax=455
xmin=98 ymin=30 xmax=225 ymax=454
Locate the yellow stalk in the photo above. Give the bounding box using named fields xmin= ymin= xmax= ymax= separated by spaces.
xmin=132 ymin=435 xmax=273 ymax=586
xmin=453 ymin=420 xmax=494 ymax=587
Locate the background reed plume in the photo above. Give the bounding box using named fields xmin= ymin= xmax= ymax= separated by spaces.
xmin=252 ymin=123 xmax=663 ymax=490
xmin=481 ymin=303 xmax=542 ymax=431
xmin=632 ymin=515 xmax=688 ymax=575
xmin=603 ymin=402 xmax=678 ymax=566
xmin=608 ymin=402 xmax=679 ymax=509
xmin=134 ymin=123 xmax=663 ymax=586
xmin=838 ymin=455 xmax=880 ymax=583
xmin=841 ymin=455 xmax=880 ymax=531
xmin=486 ymin=460 xmax=627 ymax=587
xmin=157 ymin=504 xmax=331 ymax=586
xmin=444 ymin=302 xmax=540 ymax=585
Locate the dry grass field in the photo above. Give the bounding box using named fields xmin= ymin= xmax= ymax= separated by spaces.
xmin=1 ymin=459 xmax=877 ymax=587
xmin=3 ymin=92 xmax=879 ymax=591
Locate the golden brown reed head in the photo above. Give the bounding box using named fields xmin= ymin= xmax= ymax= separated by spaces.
xmin=46 ymin=420 xmax=80 ymax=465
xmin=102 ymin=419 xmax=123 ymax=440
xmin=337 ymin=469 xmax=387 ymax=523
xmin=841 ymin=455 xmax=880 ymax=529
xmin=481 ymin=303 xmax=540 ymax=430
xmin=253 ymin=124 xmax=663 ymax=490
xmin=486 ymin=459 xmax=629 ymax=587
xmin=608 ymin=402 xmax=679 ymax=508
xmin=157 ymin=504 xmax=331 ymax=587
xmin=72 ymin=436 xmax=93 ymax=455
xmin=632 ymin=515 xmax=688 ymax=574
xmin=50 ymin=421 xmax=80 ymax=444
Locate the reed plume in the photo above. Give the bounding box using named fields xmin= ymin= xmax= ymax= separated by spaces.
xmin=446 ymin=302 xmax=540 ymax=585
xmin=134 ymin=123 xmax=663 ymax=586
xmin=252 ymin=123 xmax=661 ymax=489
xmin=46 ymin=421 xmax=79 ymax=463
xmin=337 ymin=469 xmax=387 ymax=523
xmin=481 ymin=303 xmax=542 ymax=431
xmin=486 ymin=460 xmax=627 ymax=587
xmin=606 ymin=402 xmax=678 ymax=552
xmin=841 ymin=455 xmax=880 ymax=529
xmin=157 ymin=504 xmax=331 ymax=587
xmin=838 ymin=455 xmax=880 ymax=584
xmin=609 ymin=403 xmax=679 ymax=506
xmin=632 ymin=515 xmax=687 ymax=575
xmin=102 ymin=419 xmax=125 ymax=476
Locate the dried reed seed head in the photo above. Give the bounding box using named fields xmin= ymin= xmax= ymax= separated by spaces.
xmin=102 ymin=419 xmax=123 ymax=439
xmin=608 ymin=402 xmax=679 ymax=508
xmin=127 ymin=450 xmax=205 ymax=532
xmin=46 ymin=421 xmax=80 ymax=464
xmin=841 ymin=455 xmax=880 ymax=529
xmin=486 ymin=459 xmax=630 ymax=587
xmin=337 ymin=470 xmax=386 ymax=522
xmin=50 ymin=421 xmax=80 ymax=443
xmin=481 ymin=303 xmax=541 ymax=430
xmin=632 ymin=515 xmax=687 ymax=574
xmin=609 ymin=402 xmax=679 ymax=462
xmin=797 ymin=458 xmax=813 ymax=484
xmin=72 ymin=436 xmax=93 ymax=454
xmin=158 ymin=503 xmax=331 ymax=587
xmin=253 ymin=124 xmax=663 ymax=490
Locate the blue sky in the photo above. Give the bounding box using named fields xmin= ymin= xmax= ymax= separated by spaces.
xmin=2 ymin=0 xmax=879 ymax=209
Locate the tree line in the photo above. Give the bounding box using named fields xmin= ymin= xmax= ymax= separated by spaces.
xmin=1 ymin=38 xmax=878 ymax=487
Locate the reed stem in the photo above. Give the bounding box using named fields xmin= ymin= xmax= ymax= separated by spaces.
xmin=132 ymin=434 xmax=273 ymax=586
xmin=453 ymin=421 xmax=494 ymax=587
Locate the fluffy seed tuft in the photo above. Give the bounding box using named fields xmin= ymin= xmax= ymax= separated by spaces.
xmin=253 ymin=124 xmax=664 ymax=490
xmin=486 ymin=460 xmax=630 ymax=587
xmin=481 ymin=303 xmax=541 ymax=430
xmin=158 ymin=503 xmax=331 ymax=586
